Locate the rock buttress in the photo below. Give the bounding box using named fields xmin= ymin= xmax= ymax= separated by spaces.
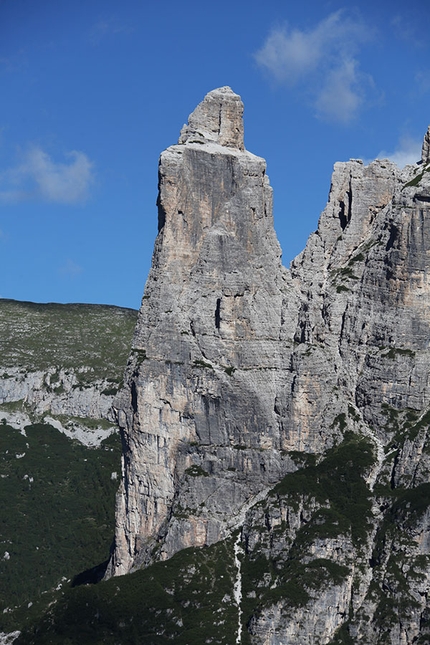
xmin=99 ymin=90 xmax=430 ymax=644
xmin=109 ymin=87 xmax=299 ymax=576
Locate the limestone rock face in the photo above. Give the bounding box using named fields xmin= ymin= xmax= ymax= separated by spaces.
xmin=110 ymin=87 xmax=430 ymax=644
xmin=178 ymin=86 xmax=244 ymax=150
xmin=422 ymin=125 xmax=430 ymax=164
xmin=0 ymin=367 xmax=117 ymax=446
xmin=110 ymin=87 xmax=299 ymax=576
xmin=240 ymin=146 xmax=430 ymax=644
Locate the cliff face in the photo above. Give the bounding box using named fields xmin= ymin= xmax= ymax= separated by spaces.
xmin=0 ymin=301 xmax=137 ymax=446
xmin=110 ymin=89 xmax=430 ymax=644
xmin=111 ymin=87 xmax=299 ymax=575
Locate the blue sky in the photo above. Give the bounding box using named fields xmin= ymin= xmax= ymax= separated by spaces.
xmin=1 ymin=0 xmax=429 ymax=310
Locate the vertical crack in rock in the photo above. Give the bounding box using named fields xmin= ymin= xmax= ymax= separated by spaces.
xmin=215 ymin=297 xmax=221 ymax=330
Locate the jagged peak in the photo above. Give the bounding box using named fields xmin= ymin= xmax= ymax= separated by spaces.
xmin=422 ymin=125 xmax=430 ymax=164
xmin=178 ymin=86 xmax=245 ymax=150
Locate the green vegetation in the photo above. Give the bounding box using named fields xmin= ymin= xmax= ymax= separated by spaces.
xmin=331 ymin=413 xmax=347 ymax=431
xmin=242 ymin=551 xmax=349 ymax=620
xmin=6 ymin=433 xmax=375 ymax=643
xmin=185 ymin=465 xmax=209 ymax=477
xmin=348 ymin=252 xmax=365 ymax=264
xmin=328 ymin=623 xmax=354 ymax=644
xmin=382 ymin=403 xmax=430 ymax=444
xmin=130 ymin=348 xmax=147 ymax=366
xmin=347 ymin=405 xmax=360 ymax=422
xmin=0 ymin=423 xmax=121 ymax=631
xmin=382 ymin=346 xmax=415 ymax=360
xmin=338 ymin=267 xmax=356 ymax=278
xmin=6 ymin=423 xmax=429 ymax=643
xmin=331 ymin=261 xmax=362 ymax=293
xmin=16 ymin=540 xmax=239 ymax=645
xmin=287 ymin=451 xmax=317 ymax=468
xmin=273 ymin=433 xmax=375 ymax=545
xmin=336 ymin=266 xmax=359 ymax=281
xmin=239 ymin=434 xmax=375 ymax=628
xmin=0 ymin=299 xmax=137 ymax=380
xmin=403 ymin=164 xmax=430 ymax=188
xmin=368 ymin=484 xmax=430 ymax=631
xmin=193 ymin=359 xmax=213 ymax=369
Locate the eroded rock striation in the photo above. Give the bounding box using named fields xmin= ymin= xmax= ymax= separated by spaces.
xmin=110 ymin=86 xmax=430 ymax=645
xmin=110 ymin=86 xmax=299 ymax=575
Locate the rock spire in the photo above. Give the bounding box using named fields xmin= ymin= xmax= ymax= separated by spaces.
xmin=109 ymin=87 xmax=293 ymax=577
xmin=422 ymin=124 xmax=430 ymax=164
xmin=178 ymin=86 xmax=245 ymax=150
xmin=108 ymin=91 xmax=430 ymax=645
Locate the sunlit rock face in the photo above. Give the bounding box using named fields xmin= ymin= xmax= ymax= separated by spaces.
xmin=109 ymin=84 xmax=430 ymax=645
xmin=109 ymin=87 xmax=301 ymax=576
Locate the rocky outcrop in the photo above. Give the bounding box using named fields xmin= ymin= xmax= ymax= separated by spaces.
xmin=110 ymin=86 xmax=430 ymax=645
xmin=422 ymin=125 xmax=430 ymax=164
xmin=178 ymin=85 xmax=245 ymax=149
xmin=0 ymin=300 xmax=137 ymax=446
xmin=0 ymin=367 xmax=117 ymax=446
xmin=110 ymin=87 xmax=300 ymax=575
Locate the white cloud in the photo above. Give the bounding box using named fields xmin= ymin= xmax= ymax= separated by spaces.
xmin=375 ymin=136 xmax=422 ymax=168
xmin=0 ymin=146 xmax=94 ymax=204
xmin=390 ymin=14 xmax=426 ymax=48
xmin=415 ymin=70 xmax=430 ymax=94
xmin=60 ymin=259 xmax=83 ymax=278
xmin=255 ymin=10 xmax=374 ymax=123
xmin=88 ymin=17 xmax=134 ymax=45
xmin=315 ymin=60 xmax=363 ymax=124
xmin=254 ymin=23 xmax=323 ymax=84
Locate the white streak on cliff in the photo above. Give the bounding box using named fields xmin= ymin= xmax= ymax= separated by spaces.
xmin=233 ymin=532 xmax=244 ymax=644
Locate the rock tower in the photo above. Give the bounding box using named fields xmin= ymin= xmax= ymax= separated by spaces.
xmin=108 ymin=86 xmax=430 ymax=645
xmin=110 ymin=87 xmax=298 ymax=575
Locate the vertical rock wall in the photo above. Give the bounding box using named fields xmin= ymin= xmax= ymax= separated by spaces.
xmin=110 ymin=88 xmax=300 ymax=576
xmin=109 ymin=87 xmax=430 ymax=644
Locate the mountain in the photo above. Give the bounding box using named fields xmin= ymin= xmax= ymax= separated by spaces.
xmin=0 ymin=301 xmax=137 ymax=641
xmin=0 ymin=300 xmax=137 ymax=444
xmin=5 ymin=88 xmax=430 ymax=644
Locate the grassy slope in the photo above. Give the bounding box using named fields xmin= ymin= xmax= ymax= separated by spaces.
xmin=0 ymin=299 xmax=137 ymax=633
xmin=0 ymin=299 xmax=137 ymax=379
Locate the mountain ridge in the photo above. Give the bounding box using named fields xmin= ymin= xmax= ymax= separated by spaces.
xmin=105 ymin=87 xmax=430 ymax=644
xmin=0 ymin=299 xmax=137 ymax=445
xmin=3 ymin=88 xmax=430 ymax=644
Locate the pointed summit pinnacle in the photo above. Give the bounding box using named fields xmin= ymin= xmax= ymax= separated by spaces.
xmin=178 ymin=86 xmax=245 ymax=150
xmin=421 ymin=125 xmax=430 ymax=164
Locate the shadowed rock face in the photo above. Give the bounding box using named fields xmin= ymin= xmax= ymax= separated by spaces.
xmin=109 ymin=84 xmax=430 ymax=645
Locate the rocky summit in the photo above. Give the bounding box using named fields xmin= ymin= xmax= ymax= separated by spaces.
xmin=106 ymin=87 xmax=430 ymax=644
xmin=109 ymin=86 xmax=295 ymax=575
